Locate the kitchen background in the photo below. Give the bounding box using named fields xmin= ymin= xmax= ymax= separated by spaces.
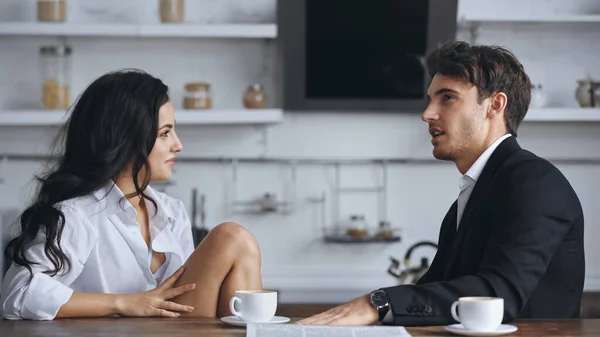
xmin=0 ymin=0 xmax=600 ymax=304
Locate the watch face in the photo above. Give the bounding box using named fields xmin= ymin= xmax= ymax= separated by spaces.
xmin=371 ymin=290 xmax=389 ymax=307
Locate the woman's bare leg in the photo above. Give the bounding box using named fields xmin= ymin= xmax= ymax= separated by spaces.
xmin=173 ymin=222 xmax=262 ymax=317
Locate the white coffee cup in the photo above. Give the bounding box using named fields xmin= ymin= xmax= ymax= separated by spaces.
xmin=229 ymin=290 xmax=277 ymax=323
xmin=450 ymin=297 xmax=504 ymax=331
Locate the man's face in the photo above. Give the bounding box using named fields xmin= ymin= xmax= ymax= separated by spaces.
xmin=421 ymin=74 xmax=490 ymax=163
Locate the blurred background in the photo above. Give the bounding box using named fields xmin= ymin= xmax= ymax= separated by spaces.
xmin=0 ymin=0 xmax=599 ymax=315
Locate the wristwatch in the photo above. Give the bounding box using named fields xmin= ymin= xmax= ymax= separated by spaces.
xmin=369 ymin=289 xmax=390 ymax=321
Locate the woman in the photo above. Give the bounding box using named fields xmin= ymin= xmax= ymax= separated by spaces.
xmin=0 ymin=69 xmax=263 ymax=320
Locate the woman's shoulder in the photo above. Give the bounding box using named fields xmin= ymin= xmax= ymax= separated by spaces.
xmin=54 ymin=185 xmax=116 ymax=232
xmin=56 ymin=193 xmax=103 ymax=217
xmin=50 ymin=195 xmax=99 ymax=240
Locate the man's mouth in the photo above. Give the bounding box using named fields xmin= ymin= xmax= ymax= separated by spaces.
xmin=430 ymin=128 xmax=445 ymax=138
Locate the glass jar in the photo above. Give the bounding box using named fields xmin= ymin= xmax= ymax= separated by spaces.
xmin=183 ymin=82 xmax=212 ymax=109
xmin=40 ymin=45 xmax=72 ymax=110
xmin=37 ymin=0 xmax=67 ymax=22
xmin=345 ymin=214 xmax=369 ymax=238
xmin=159 ymin=0 xmax=184 ymax=23
xmin=530 ymin=84 xmax=547 ymax=108
xmin=377 ymin=220 xmax=394 ymax=240
xmin=243 ymin=83 xmax=267 ymax=109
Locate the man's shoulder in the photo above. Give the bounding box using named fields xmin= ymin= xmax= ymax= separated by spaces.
xmin=499 ymin=147 xmax=565 ymax=183
xmin=495 ymin=147 xmax=581 ymax=212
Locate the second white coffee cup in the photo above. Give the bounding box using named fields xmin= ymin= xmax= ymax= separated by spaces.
xmin=451 ymin=297 xmax=504 ymax=331
xmin=229 ymin=290 xmax=277 ymax=323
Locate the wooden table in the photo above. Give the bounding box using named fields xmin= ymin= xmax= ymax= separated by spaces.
xmin=1 ymin=318 xmax=599 ymax=336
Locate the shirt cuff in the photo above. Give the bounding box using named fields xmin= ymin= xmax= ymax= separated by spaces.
xmin=21 ymin=273 xmax=74 ymax=320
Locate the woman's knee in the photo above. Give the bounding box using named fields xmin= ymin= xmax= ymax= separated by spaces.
xmin=209 ymin=222 xmax=261 ymax=257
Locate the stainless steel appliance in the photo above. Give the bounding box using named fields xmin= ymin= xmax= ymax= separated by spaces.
xmin=387 ymin=240 xmax=438 ymax=284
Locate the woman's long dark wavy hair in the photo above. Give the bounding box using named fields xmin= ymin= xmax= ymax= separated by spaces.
xmin=4 ymin=69 xmax=170 ymax=277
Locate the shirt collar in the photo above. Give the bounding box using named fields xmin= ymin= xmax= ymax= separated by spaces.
xmin=463 ymin=134 xmax=512 ymax=183
xmin=92 ymin=181 xmax=175 ymax=222
xmin=145 ymin=185 xmax=175 ymax=221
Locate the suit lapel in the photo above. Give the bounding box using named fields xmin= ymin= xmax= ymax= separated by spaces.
xmin=440 ymin=201 xmax=458 ymax=248
xmin=443 ymin=137 xmax=521 ymax=278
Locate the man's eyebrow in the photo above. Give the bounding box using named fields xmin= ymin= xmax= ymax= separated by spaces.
xmin=426 ymin=88 xmax=461 ymax=99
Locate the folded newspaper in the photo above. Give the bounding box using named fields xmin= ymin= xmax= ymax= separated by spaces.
xmin=246 ymin=323 xmax=412 ymax=337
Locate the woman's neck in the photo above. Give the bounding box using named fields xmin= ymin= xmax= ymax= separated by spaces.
xmin=113 ymin=174 xmax=144 ymax=208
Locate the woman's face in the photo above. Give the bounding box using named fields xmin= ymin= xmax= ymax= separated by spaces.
xmin=147 ymin=101 xmax=183 ymax=181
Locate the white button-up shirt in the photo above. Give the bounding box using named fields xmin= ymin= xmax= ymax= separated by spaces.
xmin=456 ymin=134 xmax=512 ymax=228
xmin=0 ymin=182 xmax=195 ymax=320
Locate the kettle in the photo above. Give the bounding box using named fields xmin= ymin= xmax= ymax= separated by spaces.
xmin=387 ymin=241 xmax=438 ymax=285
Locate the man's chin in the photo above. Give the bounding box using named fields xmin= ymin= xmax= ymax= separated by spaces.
xmin=432 ymin=149 xmax=453 ymax=161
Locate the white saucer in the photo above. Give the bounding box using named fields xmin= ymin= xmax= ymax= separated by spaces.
xmin=444 ymin=324 xmax=518 ymax=336
xmin=220 ymin=316 xmax=290 ymax=327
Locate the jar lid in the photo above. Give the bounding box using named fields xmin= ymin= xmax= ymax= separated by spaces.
xmin=185 ymin=82 xmax=211 ymax=90
xmin=249 ymin=83 xmax=263 ymax=91
xmin=40 ymin=45 xmax=72 ymax=56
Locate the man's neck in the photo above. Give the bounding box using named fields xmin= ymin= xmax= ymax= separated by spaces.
xmin=455 ymin=132 xmax=508 ymax=175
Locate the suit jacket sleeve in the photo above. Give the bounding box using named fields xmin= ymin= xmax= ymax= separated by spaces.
xmin=380 ymin=160 xmax=580 ymax=326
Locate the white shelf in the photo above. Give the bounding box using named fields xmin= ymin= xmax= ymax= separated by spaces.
xmin=0 ymin=109 xmax=283 ymax=126
xmin=1 ymin=108 xmax=597 ymax=125
xmin=460 ymin=14 xmax=600 ymax=25
xmin=0 ymin=22 xmax=277 ymax=38
xmin=524 ymin=108 xmax=600 ymax=122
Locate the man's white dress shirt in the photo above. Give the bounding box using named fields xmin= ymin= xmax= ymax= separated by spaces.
xmin=456 ymin=134 xmax=511 ymax=228
xmin=0 ymin=182 xmax=195 ymax=320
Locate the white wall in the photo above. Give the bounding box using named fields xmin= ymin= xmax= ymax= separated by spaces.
xmin=1 ymin=0 xmax=600 ymax=303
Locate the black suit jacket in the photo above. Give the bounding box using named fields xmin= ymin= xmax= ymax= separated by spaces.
xmin=381 ymin=136 xmax=585 ymax=326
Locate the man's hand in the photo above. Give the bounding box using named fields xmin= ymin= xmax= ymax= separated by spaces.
xmin=296 ymin=294 xmax=379 ymax=326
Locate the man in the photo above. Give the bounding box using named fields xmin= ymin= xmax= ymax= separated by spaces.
xmin=298 ymin=40 xmax=585 ymax=327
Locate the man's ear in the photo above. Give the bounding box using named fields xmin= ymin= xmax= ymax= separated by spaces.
xmin=487 ymin=92 xmax=508 ymax=119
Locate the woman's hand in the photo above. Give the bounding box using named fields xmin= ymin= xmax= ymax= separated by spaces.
xmin=116 ymin=266 xmax=196 ymax=317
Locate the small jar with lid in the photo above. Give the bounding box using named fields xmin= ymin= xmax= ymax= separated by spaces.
xmin=345 ymin=214 xmax=369 ymax=238
xmin=243 ymin=83 xmax=267 ymax=109
xmin=184 ymin=82 xmax=212 ymax=109
xmin=530 ymin=84 xmax=547 ymax=108
xmin=40 ymin=45 xmax=72 ymax=110
xmin=37 ymin=0 xmax=67 ymax=22
xmin=159 ymin=0 xmax=185 ymax=23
